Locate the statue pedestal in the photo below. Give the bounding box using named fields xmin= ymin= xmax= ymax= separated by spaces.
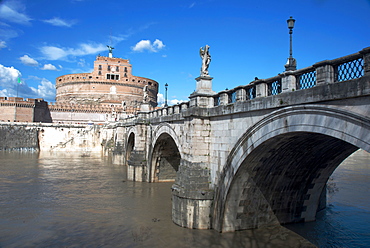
xmin=140 ymin=103 xmax=150 ymax=112
xmin=189 ymin=75 xmax=216 ymax=108
xmin=194 ymin=75 xmax=216 ymax=95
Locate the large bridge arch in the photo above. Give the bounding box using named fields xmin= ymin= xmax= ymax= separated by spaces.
xmin=149 ymin=123 xmax=182 ymax=182
xmin=213 ymin=104 xmax=370 ymax=232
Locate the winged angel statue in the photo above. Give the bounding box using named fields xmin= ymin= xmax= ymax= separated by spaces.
xmin=200 ymin=45 xmax=211 ymax=76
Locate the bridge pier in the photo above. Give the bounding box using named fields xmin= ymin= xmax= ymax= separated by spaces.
xmin=172 ymin=160 xmax=214 ymax=229
xmin=126 ymin=123 xmax=149 ymax=182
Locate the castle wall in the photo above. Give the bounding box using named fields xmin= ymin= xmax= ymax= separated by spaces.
xmin=0 ymin=97 xmax=36 ymax=122
xmin=56 ymin=56 xmax=158 ymax=108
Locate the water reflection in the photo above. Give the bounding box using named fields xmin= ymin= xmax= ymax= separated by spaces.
xmin=0 ymin=151 xmax=312 ymax=248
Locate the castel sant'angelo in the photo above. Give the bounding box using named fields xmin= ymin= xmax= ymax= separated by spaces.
xmin=0 ymin=47 xmax=159 ymax=123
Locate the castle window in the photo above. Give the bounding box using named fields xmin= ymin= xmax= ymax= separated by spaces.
xmin=148 ymin=82 xmax=152 ymax=85
xmin=89 ymin=76 xmax=92 ymax=79
xmin=124 ymin=67 xmax=127 ymax=72
xmin=124 ymin=73 xmax=127 ymax=77
xmin=116 ymin=66 xmax=119 ymax=72
xmin=107 ymin=65 xmax=111 ymax=71
xmin=106 ymin=74 xmax=119 ymax=80
xmin=98 ymin=65 xmax=102 ymax=70
xmin=98 ymin=71 xmax=101 ymax=75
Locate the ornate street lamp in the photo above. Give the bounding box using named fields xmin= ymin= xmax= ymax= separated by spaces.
xmin=285 ymin=16 xmax=297 ymax=71
xmin=164 ymin=83 xmax=168 ymax=107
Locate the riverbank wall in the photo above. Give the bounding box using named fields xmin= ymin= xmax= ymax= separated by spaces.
xmin=0 ymin=122 xmax=119 ymax=157
xmin=0 ymin=124 xmax=39 ymax=151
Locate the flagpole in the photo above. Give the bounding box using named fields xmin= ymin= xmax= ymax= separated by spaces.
xmin=14 ymin=77 xmax=21 ymax=121
xmin=17 ymin=77 xmax=21 ymax=97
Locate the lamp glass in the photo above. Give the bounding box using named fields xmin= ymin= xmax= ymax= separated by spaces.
xmin=287 ymin=17 xmax=295 ymax=29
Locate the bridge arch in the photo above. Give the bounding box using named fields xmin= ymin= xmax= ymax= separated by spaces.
xmin=125 ymin=131 xmax=135 ymax=166
xmin=149 ymin=123 xmax=182 ymax=182
xmin=213 ymin=104 xmax=370 ymax=232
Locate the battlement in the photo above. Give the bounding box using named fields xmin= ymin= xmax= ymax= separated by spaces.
xmin=0 ymin=97 xmax=45 ymax=103
xmin=95 ymin=55 xmax=130 ymax=65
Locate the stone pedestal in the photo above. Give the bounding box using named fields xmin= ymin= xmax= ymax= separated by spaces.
xmin=189 ymin=76 xmax=216 ymax=108
xmin=195 ymin=75 xmax=215 ymax=94
xmin=140 ymin=102 xmax=150 ymax=112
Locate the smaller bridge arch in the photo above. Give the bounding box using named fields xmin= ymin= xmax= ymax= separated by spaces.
xmin=213 ymin=104 xmax=370 ymax=232
xmin=125 ymin=132 xmax=135 ymax=166
xmin=149 ymin=123 xmax=182 ymax=182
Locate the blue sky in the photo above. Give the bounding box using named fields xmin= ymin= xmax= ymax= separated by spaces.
xmin=0 ymin=0 xmax=369 ymax=105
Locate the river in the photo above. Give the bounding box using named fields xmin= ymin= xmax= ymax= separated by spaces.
xmin=286 ymin=149 xmax=370 ymax=247
xmin=0 ymin=150 xmax=368 ymax=248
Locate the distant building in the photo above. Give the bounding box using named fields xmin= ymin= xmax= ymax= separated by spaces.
xmin=0 ymin=49 xmax=160 ymax=124
xmin=55 ymin=55 xmax=158 ymax=108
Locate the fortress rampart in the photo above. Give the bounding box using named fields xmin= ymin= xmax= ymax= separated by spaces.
xmin=0 ymin=97 xmax=51 ymax=123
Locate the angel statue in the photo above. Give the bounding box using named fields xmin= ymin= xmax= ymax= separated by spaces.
xmin=200 ymin=45 xmax=211 ymax=76
xmin=143 ymin=85 xmax=149 ymax=103
xmin=107 ymin=45 xmax=114 ymax=57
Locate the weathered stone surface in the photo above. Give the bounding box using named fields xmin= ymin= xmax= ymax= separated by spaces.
xmin=0 ymin=124 xmax=39 ymax=150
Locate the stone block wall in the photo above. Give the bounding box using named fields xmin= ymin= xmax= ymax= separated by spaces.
xmin=0 ymin=124 xmax=39 ymax=150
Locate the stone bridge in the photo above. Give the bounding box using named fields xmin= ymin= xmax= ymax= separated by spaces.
xmin=110 ymin=47 xmax=370 ymax=232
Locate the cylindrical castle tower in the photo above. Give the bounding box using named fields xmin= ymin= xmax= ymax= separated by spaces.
xmin=56 ymin=55 xmax=158 ymax=109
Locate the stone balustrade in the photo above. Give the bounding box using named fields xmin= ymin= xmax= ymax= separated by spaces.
xmin=132 ymin=46 xmax=369 ymax=120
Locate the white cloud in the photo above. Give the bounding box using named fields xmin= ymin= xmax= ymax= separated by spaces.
xmin=19 ymin=55 xmax=39 ymax=66
xmin=40 ymin=43 xmax=106 ymax=60
xmin=41 ymin=64 xmax=58 ymax=71
xmin=0 ymin=2 xmax=32 ymax=25
xmin=153 ymin=39 xmax=165 ymax=50
xmin=132 ymin=39 xmax=166 ymax=52
xmin=0 ymin=88 xmax=10 ymax=97
xmin=132 ymin=40 xmax=151 ymax=52
xmin=0 ymin=64 xmax=55 ymax=101
xmin=43 ymin=17 xmax=76 ymax=27
xmin=0 ymin=40 xmax=6 ymax=49
xmin=29 ymin=78 xmax=55 ymax=100
xmin=157 ymin=93 xmax=185 ymax=107
xmin=40 ymin=46 xmax=67 ymax=60
xmin=0 ymin=27 xmax=19 ymax=40
xmin=0 ymin=64 xmax=21 ymax=88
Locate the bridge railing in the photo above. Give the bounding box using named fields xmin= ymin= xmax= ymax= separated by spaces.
xmin=295 ymin=67 xmax=317 ymax=90
xmin=126 ymin=47 xmax=369 ymax=120
xmin=212 ymin=47 xmax=369 ymax=105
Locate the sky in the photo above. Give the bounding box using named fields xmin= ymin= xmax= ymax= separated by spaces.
xmin=0 ymin=0 xmax=369 ymax=106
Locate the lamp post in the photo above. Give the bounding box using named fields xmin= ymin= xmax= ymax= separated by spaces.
xmin=164 ymin=83 xmax=168 ymax=107
xmin=285 ymin=16 xmax=297 ymax=71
